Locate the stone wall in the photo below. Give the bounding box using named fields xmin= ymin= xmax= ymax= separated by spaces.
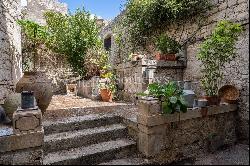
xmin=22 ymin=0 xmax=67 ymax=25
xmin=0 ymin=0 xmax=22 ymax=104
xmin=164 ymin=0 xmax=249 ymax=142
xmin=115 ymin=60 xmax=187 ymax=101
xmin=102 ymin=0 xmax=249 ymax=142
xmin=137 ymin=99 xmax=238 ymax=164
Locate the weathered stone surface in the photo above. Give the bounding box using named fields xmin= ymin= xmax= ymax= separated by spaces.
xmin=0 ymin=129 xmax=44 ymax=153
xmin=22 ymin=0 xmax=68 ymax=26
xmin=138 ymin=99 xmax=161 ymax=116
xmin=0 ymin=0 xmax=22 ymax=103
xmin=137 ymin=99 xmax=238 ymax=162
xmin=101 ymin=0 xmax=249 ymax=141
xmin=13 ymin=107 xmax=42 ymax=134
xmin=137 ymin=113 xmax=179 ymax=127
xmin=43 ymin=139 xmax=136 ymax=165
xmin=0 ymin=147 xmax=43 ymax=165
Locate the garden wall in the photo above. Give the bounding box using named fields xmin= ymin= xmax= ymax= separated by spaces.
xmin=164 ymin=0 xmax=249 ymax=142
xmin=137 ymin=99 xmax=238 ymax=164
xmin=0 ymin=0 xmax=22 ymax=104
xmin=101 ymin=0 xmax=249 ymax=142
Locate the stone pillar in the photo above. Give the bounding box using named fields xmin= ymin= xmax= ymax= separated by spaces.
xmin=137 ymin=99 xmax=177 ymax=157
xmin=0 ymin=107 xmax=44 ymax=165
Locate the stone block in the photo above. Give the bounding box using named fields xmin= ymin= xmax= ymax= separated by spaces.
xmin=207 ymin=104 xmax=238 ymax=115
xmin=13 ymin=107 xmax=42 ymax=134
xmin=138 ymin=100 xmax=161 ymax=116
xmin=0 ymin=129 xmax=44 ymax=153
xmin=180 ymin=109 xmax=201 ymax=121
xmin=137 ymin=113 xmax=179 ymax=127
xmin=138 ymin=132 xmax=167 ymax=157
xmin=138 ymin=124 xmax=168 ymax=135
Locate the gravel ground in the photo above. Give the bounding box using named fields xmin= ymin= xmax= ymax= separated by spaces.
xmin=173 ymin=144 xmax=249 ymax=165
xmin=44 ymin=95 xmax=138 ymax=121
xmin=47 ymin=95 xmax=129 ymax=110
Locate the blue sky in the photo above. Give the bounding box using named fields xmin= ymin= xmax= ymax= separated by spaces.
xmin=58 ymin=0 xmax=126 ymax=20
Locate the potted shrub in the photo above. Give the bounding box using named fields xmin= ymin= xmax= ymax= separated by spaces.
xmin=99 ymin=72 xmax=117 ymax=102
xmin=197 ymin=20 xmax=243 ymax=105
xmin=155 ymin=34 xmax=181 ymax=61
xmin=138 ymin=82 xmax=187 ymax=114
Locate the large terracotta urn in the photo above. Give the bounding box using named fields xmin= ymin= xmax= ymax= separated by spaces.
xmin=15 ymin=71 xmax=53 ymax=114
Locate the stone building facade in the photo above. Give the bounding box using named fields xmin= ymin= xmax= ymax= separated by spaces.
xmin=101 ymin=0 xmax=249 ymax=142
xmin=0 ymin=0 xmax=22 ymax=104
xmin=22 ymin=0 xmax=68 ymax=25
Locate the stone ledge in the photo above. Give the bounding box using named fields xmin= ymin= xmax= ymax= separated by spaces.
xmin=115 ymin=58 xmax=187 ymax=70
xmin=155 ymin=60 xmax=186 ymax=69
xmin=0 ymin=128 xmax=44 ymax=153
xmin=138 ymin=102 xmax=238 ymax=127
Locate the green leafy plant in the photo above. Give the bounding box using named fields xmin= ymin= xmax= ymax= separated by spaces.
xmin=17 ymin=20 xmax=48 ymax=71
xmin=122 ymin=0 xmax=212 ymax=48
xmin=44 ymin=8 xmax=102 ymax=77
xmin=155 ymin=34 xmax=181 ymax=54
xmin=99 ymin=71 xmax=117 ymax=95
xmin=138 ymin=82 xmax=187 ymax=114
xmin=197 ymin=20 xmax=243 ymax=96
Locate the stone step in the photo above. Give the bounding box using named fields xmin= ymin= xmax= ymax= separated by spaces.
xmin=43 ymin=113 xmax=122 ymax=135
xmin=43 ymin=138 xmax=137 ymax=165
xmin=99 ymin=158 xmax=151 ymax=165
xmin=44 ymin=124 xmax=128 ymax=154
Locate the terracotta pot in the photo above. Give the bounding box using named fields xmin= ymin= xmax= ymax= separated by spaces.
xmin=155 ymin=53 xmax=176 ymax=61
xmin=15 ymin=71 xmax=53 ymax=114
xmin=201 ymin=96 xmax=221 ymax=106
xmin=100 ymin=89 xmax=113 ymax=102
xmin=155 ymin=53 xmax=165 ymax=61
xmin=165 ymin=53 xmax=176 ymax=61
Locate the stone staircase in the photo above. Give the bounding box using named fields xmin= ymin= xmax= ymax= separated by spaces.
xmin=42 ymin=113 xmax=143 ymax=165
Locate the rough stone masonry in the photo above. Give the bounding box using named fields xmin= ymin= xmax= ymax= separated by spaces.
xmin=101 ymin=0 xmax=249 ymax=143
xmin=0 ymin=0 xmax=22 ymax=104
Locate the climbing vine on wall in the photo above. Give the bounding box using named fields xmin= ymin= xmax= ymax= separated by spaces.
xmin=122 ymin=0 xmax=212 ymax=48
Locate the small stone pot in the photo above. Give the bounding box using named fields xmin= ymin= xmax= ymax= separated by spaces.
xmin=21 ymin=91 xmax=35 ymax=109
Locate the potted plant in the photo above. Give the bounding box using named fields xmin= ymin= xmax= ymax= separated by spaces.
xmin=197 ymin=20 xmax=243 ymax=106
xmin=155 ymin=34 xmax=181 ymax=61
xmin=16 ymin=20 xmax=53 ymax=114
xmin=138 ymin=81 xmax=187 ymax=114
xmin=99 ymin=72 xmax=117 ymax=102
